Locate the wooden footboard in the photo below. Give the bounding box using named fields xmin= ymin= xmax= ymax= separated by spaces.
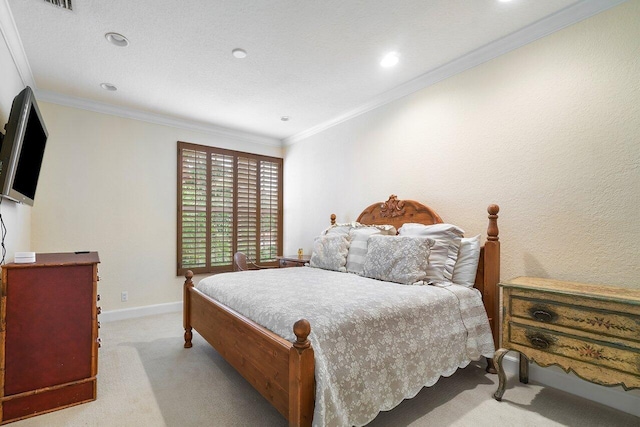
xmin=183 ymin=272 xmax=314 ymax=426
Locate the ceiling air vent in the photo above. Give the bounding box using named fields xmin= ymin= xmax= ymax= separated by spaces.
xmin=44 ymin=0 xmax=73 ymax=10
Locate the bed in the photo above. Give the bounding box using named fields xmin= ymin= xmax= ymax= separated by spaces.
xmin=182 ymin=195 xmax=500 ymax=426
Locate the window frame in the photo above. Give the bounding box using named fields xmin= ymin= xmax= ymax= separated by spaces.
xmin=177 ymin=141 xmax=283 ymax=276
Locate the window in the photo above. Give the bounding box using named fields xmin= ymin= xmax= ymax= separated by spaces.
xmin=177 ymin=141 xmax=283 ymax=275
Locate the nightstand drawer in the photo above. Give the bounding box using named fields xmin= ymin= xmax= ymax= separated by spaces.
xmin=277 ymin=255 xmax=310 ymax=268
xmin=279 ymin=259 xmax=304 ymax=268
xmin=508 ymin=323 xmax=640 ymax=375
xmin=510 ymin=294 xmax=640 ymax=342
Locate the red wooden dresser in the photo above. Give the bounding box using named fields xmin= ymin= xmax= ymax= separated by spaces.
xmin=0 ymin=252 xmax=100 ymax=424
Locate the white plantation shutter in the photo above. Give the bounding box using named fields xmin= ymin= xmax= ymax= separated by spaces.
xmin=210 ymin=152 xmax=234 ymax=266
xmin=260 ymin=160 xmax=279 ymax=262
xmin=180 ymin=148 xmax=208 ymax=269
xmin=236 ymin=156 xmax=258 ymax=262
xmin=178 ymin=142 xmax=282 ymax=274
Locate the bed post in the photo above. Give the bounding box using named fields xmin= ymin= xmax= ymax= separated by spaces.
xmin=289 ymin=319 xmax=314 ymax=427
xmin=484 ymin=205 xmax=500 ymax=373
xmin=183 ymin=270 xmax=194 ymax=349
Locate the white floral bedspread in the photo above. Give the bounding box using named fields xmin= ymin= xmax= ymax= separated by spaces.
xmin=196 ymin=266 xmax=495 ymax=427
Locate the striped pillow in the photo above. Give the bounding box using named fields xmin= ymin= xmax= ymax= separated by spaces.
xmin=346 ymin=225 xmax=397 ymax=275
xmin=346 ymin=228 xmax=380 ymax=275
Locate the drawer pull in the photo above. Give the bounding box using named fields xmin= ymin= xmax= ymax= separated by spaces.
xmin=97 ymin=337 xmax=102 ymax=348
xmin=532 ymin=310 xmax=553 ymax=322
xmin=97 ymin=306 xmax=102 ymax=315
xmin=528 ymin=335 xmax=551 ymax=349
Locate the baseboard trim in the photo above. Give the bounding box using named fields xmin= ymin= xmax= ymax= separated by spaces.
xmin=501 ymin=353 xmax=640 ymax=417
xmin=101 ymin=301 xmax=182 ymax=323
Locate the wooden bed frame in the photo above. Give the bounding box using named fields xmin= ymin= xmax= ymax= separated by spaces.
xmin=182 ymin=195 xmax=500 ymax=427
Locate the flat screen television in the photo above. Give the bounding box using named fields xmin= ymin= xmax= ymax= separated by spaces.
xmin=0 ymin=86 xmax=48 ymax=206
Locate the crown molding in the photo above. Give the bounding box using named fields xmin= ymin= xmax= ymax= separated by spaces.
xmin=283 ymin=0 xmax=628 ymax=145
xmin=2 ymin=0 xmax=627 ymax=148
xmin=0 ymin=0 xmax=279 ymax=146
xmin=0 ymin=0 xmax=36 ymax=88
xmin=35 ymin=90 xmax=282 ymax=147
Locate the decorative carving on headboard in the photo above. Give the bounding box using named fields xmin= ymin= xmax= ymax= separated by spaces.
xmin=354 ymin=194 xmax=443 ymax=230
xmin=379 ymin=195 xmax=406 ymax=219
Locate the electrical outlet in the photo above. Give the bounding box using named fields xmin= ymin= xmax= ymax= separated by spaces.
xmin=121 ymin=291 xmax=128 ymax=302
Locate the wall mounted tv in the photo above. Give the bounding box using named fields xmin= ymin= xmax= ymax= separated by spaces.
xmin=0 ymin=86 xmax=48 ymax=206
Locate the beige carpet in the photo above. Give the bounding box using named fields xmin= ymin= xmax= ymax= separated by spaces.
xmin=12 ymin=312 xmax=638 ymax=427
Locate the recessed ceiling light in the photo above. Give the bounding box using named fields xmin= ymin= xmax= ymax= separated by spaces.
xmin=280 ymin=116 xmax=290 ymax=121
xmin=232 ymin=48 xmax=247 ymax=59
xmin=105 ymin=32 xmax=129 ymax=47
xmin=380 ymin=52 xmax=399 ymax=68
xmin=100 ymin=83 xmax=118 ymax=91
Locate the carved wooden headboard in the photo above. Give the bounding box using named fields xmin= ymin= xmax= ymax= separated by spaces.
xmin=357 ymin=194 xmax=443 ymax=229
xmin=330 ymin=195 xmax=444 ymax=230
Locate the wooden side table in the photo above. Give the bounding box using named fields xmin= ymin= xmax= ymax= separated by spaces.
xmin=277 ymin=255 xmax=310 ymax=268
xmin=493 ymin=277 xmax=640 ymax=401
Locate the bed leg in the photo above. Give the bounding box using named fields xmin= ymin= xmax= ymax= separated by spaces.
xmin=183 ymin=270 xmax=194 ymax=349
xmin=184 ymin=329 xmax=193 ymax=348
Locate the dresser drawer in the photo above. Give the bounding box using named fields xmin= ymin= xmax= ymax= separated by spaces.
xmin=508 ymin=322 xmax=640 ymax=376
xmin=510 ymin=292 xmax=640 ymax=343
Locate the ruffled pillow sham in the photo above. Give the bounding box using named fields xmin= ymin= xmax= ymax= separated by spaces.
xmin=362 ymin=235 xmax=434 ymax=285
xmin=398 ymin=223 xmax=465 ymax=284
xmin=323 ymin=222 xmax=396 ymax=236
xmin=309 ymin=234 xmax=351 ymax=272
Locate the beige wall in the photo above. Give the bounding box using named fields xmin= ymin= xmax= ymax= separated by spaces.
xmin=0 ymin=29 xmax=32 ymax=262
xmin=284 ymin=1 xmax=640 ymax=289
xmin=32 ymin=104 xmax=282 ymax=310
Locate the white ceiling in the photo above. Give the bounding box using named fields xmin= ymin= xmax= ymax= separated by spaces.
xmin=3 ymin=0 xmax=625 ymax=144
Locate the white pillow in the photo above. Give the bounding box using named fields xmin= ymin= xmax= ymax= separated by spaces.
xmin=309 ymin=234 xmax=350 ymax=272
xmin=346 ymin=225 xmax=397 ymax=275
xmin=398 ymin=223 xmax=465 ymax=283
xmin=362 ymin=235 xmax=433 ymax=285
xmin=452 ymin=235 xmax=481 ymax=287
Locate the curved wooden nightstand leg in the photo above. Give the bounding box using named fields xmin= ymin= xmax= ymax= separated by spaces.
xmin=493 ymin=348 xmax=510 ymax=401
xmin=519 ymin=353 xmax=529 ymax=384
xmin=486 ymin=357 xmax=497 ymax=374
